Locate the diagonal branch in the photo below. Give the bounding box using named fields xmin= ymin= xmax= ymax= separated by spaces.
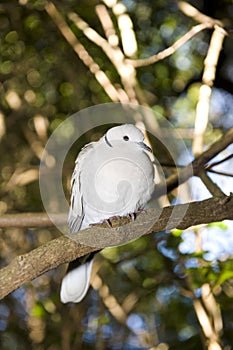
xmin=206 ymin=154 xmax=233 ymax=169
xmin=95 ymin=4 xmax=119 ymax=47
xmin=157 ymin=128 xmax=233 ymax=196
xmin=178 ymin=1 xmax=225 ymax=27
xmin=207 ymin=169 xmax=233 ymax=178
xmin=45 ymin=2 xmax=123 ymax=102
xmin=68 ymin=10 xmax=138 ymax=103
xmin=1 ymin=194 xmax=233 ymax=300
xmin=199 ymin=171 xmax=226 ymax=197
xmin=127 ymin=23 xmax=213 ymax=68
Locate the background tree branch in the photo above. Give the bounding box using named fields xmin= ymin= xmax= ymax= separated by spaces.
xmin=156 ymin=127 xmax=233 ymax=196
xmin=127 ymin=23 xmax=213 ymax=68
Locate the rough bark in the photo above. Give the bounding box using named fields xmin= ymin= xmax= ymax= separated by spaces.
xmin=1 ymin=194 xmax=233 ymax=300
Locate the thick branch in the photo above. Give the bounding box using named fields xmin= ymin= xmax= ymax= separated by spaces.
xmin=1 ymin=195 xmax=233 ymax=300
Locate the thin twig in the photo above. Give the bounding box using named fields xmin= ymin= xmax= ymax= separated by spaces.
xmin=206 ymin=169 xmax=233 ymax=178
xmin=126 ymin=23 xmax=213 ymax=68
xmin=206 ymin=154 xmax=233 ymax=169
xmin=178 ymin=1 xmax=225 ymax=27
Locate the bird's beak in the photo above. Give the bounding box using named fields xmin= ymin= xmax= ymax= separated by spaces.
xmin=137 ymin=141 xmax=152 ymax=153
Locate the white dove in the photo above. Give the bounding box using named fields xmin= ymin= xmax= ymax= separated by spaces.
xmin=60 ymin=124 xmax=155 ymax=303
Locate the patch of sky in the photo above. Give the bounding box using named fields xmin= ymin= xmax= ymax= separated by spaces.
xmin=156 ymin=285 xmax=177 ymax=304
xmin=0 ymin=304 xmax=10 ymax=331
xmin=157 ymin=240 xmax=179 ymax=260
xmin=209 ymin=89 xmax=233 ymax=129
xmin=127 ymin=313 xmax=146 ymax=333
xmin=178 ymin=141 xmax=233 ymax=262
xmin=178 ymin=324 xmax=197 ymax=341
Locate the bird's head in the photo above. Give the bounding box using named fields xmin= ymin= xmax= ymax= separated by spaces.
xmin=104 ymin=124 xmax=152 ymax=152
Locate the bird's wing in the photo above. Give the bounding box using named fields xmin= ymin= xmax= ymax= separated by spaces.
xmin=68 ymin=142 xmax=94 ymax=233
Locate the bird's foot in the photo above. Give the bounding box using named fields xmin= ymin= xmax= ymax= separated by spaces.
xmin=90 ymin=211 xmax=143 ymax=228
xmin=127 ymin=212 xmax=136 ymax=221
xmin=90 ymin=216 xmax=122 ymax=228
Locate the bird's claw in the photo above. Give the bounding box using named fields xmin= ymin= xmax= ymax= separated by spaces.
xmin=90 ymin=211 xmax=142 ymax=228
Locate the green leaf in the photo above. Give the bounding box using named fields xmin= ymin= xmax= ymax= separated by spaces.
xmin=215 ymin=270 xmax=233 ymax=287
xmin=172 ymin=229 xmax=183 ymax=237
xmin=31 ymin=303 xmax=46 ymax=318
xmin=207 ymin=222 xmax=228 ymax=230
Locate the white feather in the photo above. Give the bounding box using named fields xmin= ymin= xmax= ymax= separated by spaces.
xmin=60 ymin=259 xmax=94 ymax=303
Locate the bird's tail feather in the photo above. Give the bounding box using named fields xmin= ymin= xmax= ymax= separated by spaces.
xmin=60 ymin=259 xmax=94 ymax=303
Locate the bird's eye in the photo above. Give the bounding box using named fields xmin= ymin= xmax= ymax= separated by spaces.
xmin=123 ymin=135 xmax=129 ymax=141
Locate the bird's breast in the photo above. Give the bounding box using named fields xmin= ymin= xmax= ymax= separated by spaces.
xmin=80 ymin=146 xmax=154 ymax=223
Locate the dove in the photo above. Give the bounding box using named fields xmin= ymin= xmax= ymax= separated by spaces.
xmin=60 ymin=124 xmax=155 ymax=303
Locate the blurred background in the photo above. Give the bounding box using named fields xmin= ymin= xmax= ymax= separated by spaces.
xmin=0 ymin=0 xmax=233 ymax=349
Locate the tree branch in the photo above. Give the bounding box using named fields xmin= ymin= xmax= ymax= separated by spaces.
xmin=1 ymin=194 xmax=233 ymax=300
xmin=0 ymin=212 xmax=58 ymax=228
xmin=126 ymin=23 xmax=213 ymax=68
xmin=157 ymin=128 xmax=233 ymax=196
xmin=199 ymin=171 xmax=226 ymax=197
xmin=206 ymin=154 xmax=233 ymax=169
xmin=178 ymin=1 xmax=225 ymax=27
xmin=45 ymin=2 xmax=123 ymax=102
xmin=192 ymin=25 xmax=227 ymax=156
xmin=207 ymin=169 xmax=233 ymax=178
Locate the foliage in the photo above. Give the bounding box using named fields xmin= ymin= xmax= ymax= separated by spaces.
xmin=0 ymin=0 xmax=233 ymax=349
